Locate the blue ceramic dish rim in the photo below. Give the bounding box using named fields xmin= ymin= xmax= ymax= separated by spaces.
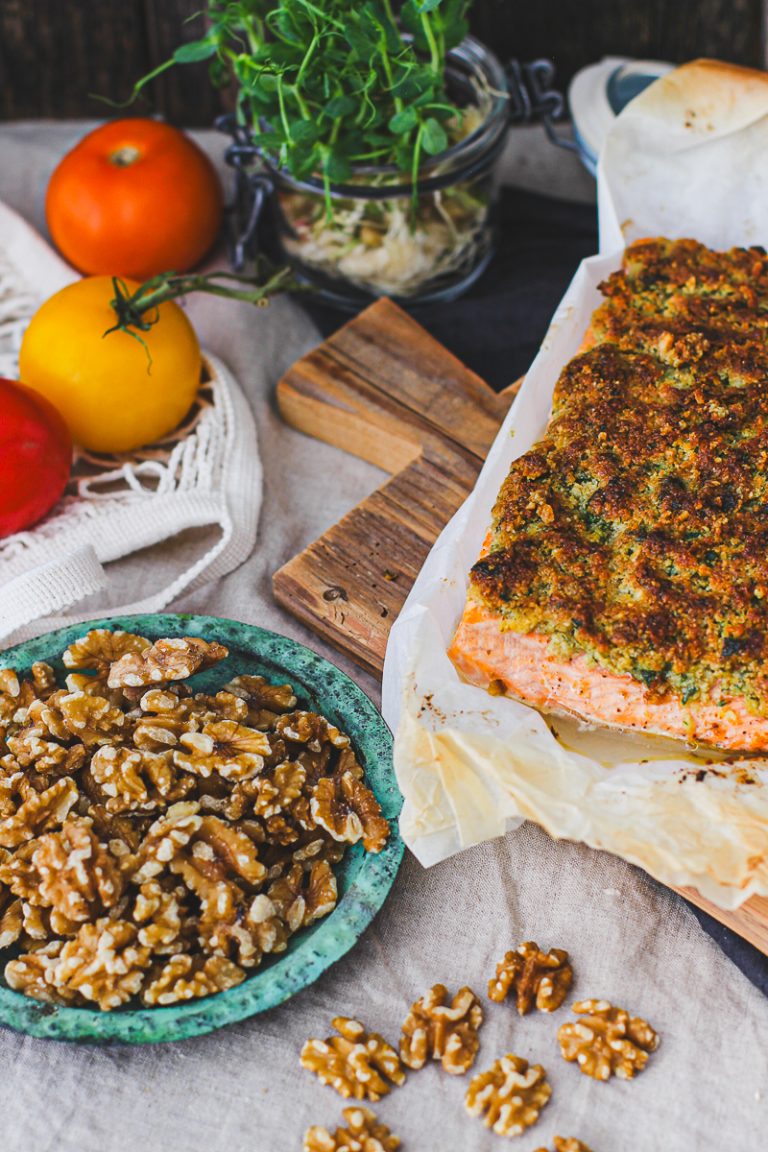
xmin=0 ymin=613 xmax=404 ymax=1044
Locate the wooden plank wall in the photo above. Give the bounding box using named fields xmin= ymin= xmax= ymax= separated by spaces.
xmin=0 ymin=0 xmax=763 ymax=125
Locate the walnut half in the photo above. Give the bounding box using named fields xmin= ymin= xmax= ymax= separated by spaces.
xmin=533 ymin=1139 xmax=594 ymax=1152
xmin=303 ymin=1107 xmax=400 ymax=1152
xmin=465 ymin=1053 xmax=552 ymax=1138
xmin=300 ymin=1017 xmax=406 ymax=1101
xmin=558 ymin=999 xmax=659 ymax=1081
xmin=108 ymin=637 xmax=228 ymax=688
xmin=488 ymin=941 xmax=573 ymax=1015
xmin=399 ymin=983 xmax=483 ymax=1075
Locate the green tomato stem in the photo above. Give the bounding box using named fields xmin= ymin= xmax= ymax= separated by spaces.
xmin=106 ymin=266 xmax=297 ymax=344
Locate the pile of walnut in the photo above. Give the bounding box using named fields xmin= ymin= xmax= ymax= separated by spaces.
xmin=300 ymin=941 xmax=660 ymax=1148
xmin=0 ymin=629 xmax=390 ymax=1011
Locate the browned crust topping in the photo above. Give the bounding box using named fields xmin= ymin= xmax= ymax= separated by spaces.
xmin=470 ymin=238 xmax=768 ymax=711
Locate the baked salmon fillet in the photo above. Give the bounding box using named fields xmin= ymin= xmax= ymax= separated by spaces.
xmin=449 ymin=237 xmax=768 ymax=753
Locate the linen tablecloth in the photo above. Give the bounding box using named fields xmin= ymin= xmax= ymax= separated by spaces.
xmin=0 ymin=122 xmax=766 ymax=1152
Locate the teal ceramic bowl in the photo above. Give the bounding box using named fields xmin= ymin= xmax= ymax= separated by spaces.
xmin=0 ymin=613 xmax=403 ymax=1043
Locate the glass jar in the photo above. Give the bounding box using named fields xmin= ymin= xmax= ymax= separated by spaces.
xmin=220 ymin=36 xmax=510 ymax=308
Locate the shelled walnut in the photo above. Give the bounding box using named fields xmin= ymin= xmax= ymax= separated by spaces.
xmin=488 ymin=941 xmax=573 ymax=1015
xmin=63 ymin=630 xmax=150 ymax=679
xmin=141 ymin=954 xmax=245 ymax=1006
xmin=558 ymin=999 xmax=659 ymax=1081
xmin=301 ymin=1017 xmax=406 ymax=1101
xmin=399 ymin=983 xmax=483 ymax=1074
xmin=303 ymin=1107 xmax=400 ymax=1152
xmin=3 ymin=817 xmax=124 ymax=922
xmin=465 ymin=1053 xmax=552 ymax=1138
xmin=88 ymin=745 xmax=194 ymax=813
xmin=0 ymin=629 xmax=390 ymax=1011
xmin=0 ymin=777 xmax=79 ymax=848
xmin=311 ymin=770 xmax=390 ymax=853
xmin=107 ymin=636 xmax=228 ymax=688
xmin=533 ymin=1139 xmax=593 ymax=1152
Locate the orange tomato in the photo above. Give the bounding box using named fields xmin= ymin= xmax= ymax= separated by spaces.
xmin=46 ymin=119 xmax=223 ymax=280
xmin=19 ymin=276 xmax=201 ymax=454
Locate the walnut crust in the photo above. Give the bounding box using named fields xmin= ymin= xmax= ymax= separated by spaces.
xmin=470 ymin=238 xmax=768 ymax=713
xmin=0 ymin=631 xmax=389 ymax=1011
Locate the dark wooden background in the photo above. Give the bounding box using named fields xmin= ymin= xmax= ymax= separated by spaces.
xmin=0 ymin=0 xmax=764 ymax=124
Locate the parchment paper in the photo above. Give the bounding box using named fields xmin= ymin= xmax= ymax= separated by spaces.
xmin=382 ymin=60 xmax=768 ymax=907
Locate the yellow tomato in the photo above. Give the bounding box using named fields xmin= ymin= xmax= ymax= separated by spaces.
xmin=19 ymin=276 xmax=201 ymax=453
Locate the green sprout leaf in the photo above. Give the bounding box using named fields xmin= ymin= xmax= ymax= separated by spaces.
xmin=172 ymin=39 xmax=218 ymax=64
xmin=126 ymin=0 xmax=475 ymax=202
xmin=421 ymin=115 xmax=448 ymax=154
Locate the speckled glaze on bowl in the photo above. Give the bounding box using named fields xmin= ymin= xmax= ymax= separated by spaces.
xmin=0 ymin=614 xmax=403 ymax=1044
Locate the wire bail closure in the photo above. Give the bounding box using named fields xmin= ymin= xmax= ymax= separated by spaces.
xmin=505 ymin=58 xmax=579 ymax=154
xmin=216 ymin=114 xmax=275 ymax=270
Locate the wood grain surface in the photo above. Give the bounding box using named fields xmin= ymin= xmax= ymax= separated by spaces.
xmin=273 ymin=296 xmax=768 ymax=958
xmin=272 ymin=297 xmax=518 ymax=675
xmin=675 ymin=888 xmax=768 ymax=956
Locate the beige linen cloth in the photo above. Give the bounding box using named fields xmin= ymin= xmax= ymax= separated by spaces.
xmin=0 ymin=122 xmax=765 ymax=1152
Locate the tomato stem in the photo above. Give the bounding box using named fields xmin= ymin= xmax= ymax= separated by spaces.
xmin=106 ymin=263 xmax=298 ymax=345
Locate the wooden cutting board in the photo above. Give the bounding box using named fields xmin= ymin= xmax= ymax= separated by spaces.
xmin=272 ymin=297 xmax=768 ymax=958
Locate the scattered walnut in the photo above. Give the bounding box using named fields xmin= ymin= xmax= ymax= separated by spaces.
xmin=0 ymin=776 xmax=78 ymax=848
xmin=141 ymin=953 xmax=245 ymax=1006
xmin=488 ymin=941 xmax=573 ymax=1015
xmin=303 ymin=1107 xmax=400 ymax=1152
xmin=64 ymin=672 xmax=125 ymax=705
xmin=532 ymin=1139 xmax=593 ymax=1152
xmin=465 ymin=1054 xmax=552 ymax=1137
xmin=400 ymin=984 xmax=483 ymax=1075
xmin=311 ymin=772 xmax=389 ymax=853
xmin=558 ymin=999 xmax=659 ymax=1081
xmin=89 ymin=745 xmax=194 ymax=813
xmin=173 ymin=721 xmax=271 ymax=781
xmin=301 ymin=1017 xmax=406 ymax=1101
xmin=108 ymin=636 xmax=228 ymax=688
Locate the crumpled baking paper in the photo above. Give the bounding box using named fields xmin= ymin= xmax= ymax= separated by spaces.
xmin=381 ymin=60 xmax=768 ymax=908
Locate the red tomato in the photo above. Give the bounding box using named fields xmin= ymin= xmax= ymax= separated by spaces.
xmin=0 ymin=378 xmax=72 ymax=537
xmin=45 ymin=118 xmax=223 ymax=280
